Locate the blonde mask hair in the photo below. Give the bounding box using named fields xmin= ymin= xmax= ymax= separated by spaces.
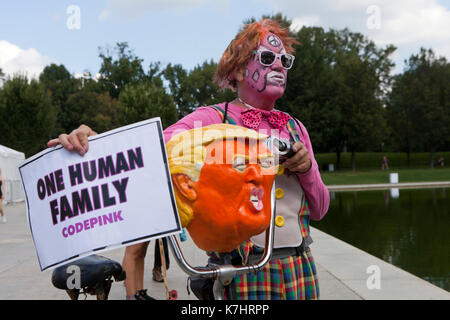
xmin=166 ymin=124 xmax=269 ymax=227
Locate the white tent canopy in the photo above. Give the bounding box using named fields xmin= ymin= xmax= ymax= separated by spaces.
xmin=0 ymin=144 xmax=25 ymax=203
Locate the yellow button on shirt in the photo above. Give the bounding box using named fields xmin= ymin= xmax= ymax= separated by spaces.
xmin=275 ymin=188 xmax=284 ymax=199
xmin=276 ymin=164 xmax=285 ymax=176
xmin=275 ymin=215 xmax=285 ymax=227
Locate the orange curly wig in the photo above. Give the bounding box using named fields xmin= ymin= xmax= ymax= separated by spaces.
xmin=214 ymin=19 xmax=299 ymax=90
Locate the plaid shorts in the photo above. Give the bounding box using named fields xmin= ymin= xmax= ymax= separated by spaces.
xmin=233 ymin=246 xmax=319 ymax=300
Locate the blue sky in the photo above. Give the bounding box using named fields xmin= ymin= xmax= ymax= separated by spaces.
xmin=1 ymin=0 xmax=450 ymax=79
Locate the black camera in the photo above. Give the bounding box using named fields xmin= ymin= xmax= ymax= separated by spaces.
xmin=267 ymin=137 xmax=295 ymax=162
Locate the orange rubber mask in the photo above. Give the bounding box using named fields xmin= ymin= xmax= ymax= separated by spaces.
xmin=167 ymin=124 xmax=275 ymax=252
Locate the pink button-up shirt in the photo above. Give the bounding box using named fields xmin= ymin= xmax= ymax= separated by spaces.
xmin=163 ymin=102 xmax=329 ymax=221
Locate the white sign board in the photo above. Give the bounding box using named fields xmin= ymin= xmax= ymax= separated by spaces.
xmin=19 ymin=118 xmax=181 ymax=271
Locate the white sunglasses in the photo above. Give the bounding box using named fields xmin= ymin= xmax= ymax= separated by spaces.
xmin=254 ymin=50 xmax=295 ymax=70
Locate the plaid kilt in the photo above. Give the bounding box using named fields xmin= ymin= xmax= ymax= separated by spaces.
xmin=232 ymin=246 xmax=319 ymax=300
xmin=204 ymin=106 xmax=318 ymax=300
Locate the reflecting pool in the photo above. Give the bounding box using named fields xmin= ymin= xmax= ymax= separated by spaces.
xmin=311 ymin=188 xmax=450 ymax=292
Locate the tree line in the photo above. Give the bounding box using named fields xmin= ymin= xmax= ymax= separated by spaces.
xmin=0 ymin=15 xmax=449 ymax=170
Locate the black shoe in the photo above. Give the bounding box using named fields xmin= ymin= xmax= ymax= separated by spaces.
xmin=135 ymin=289 xmax=156 ymax=300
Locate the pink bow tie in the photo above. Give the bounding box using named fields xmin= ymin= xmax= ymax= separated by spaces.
xmin=241 ymin=108 xmax=291 ymax=130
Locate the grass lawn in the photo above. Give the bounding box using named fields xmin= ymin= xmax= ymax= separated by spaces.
xmin=321 ymin=167 xmax=450 ymax=185
xmin=315 ymin=151 xmax=450 ymax=171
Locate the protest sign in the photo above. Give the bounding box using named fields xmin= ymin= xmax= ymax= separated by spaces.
xmin=19 ymin=118 xmax=181 ymax=271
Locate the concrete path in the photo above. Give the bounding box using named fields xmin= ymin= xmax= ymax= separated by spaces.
xmin=0 ymin=202 xmax=448 ymax=300
xmin=310 ymin=227 xmax=449 ymax=299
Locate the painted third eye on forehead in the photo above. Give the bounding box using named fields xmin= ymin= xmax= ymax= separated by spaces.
xmin=267 ymin=34 xmax=282 ymax=48
xmin=256 ymin=33 xmax=294 ymax=70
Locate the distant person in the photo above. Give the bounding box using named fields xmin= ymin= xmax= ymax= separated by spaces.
xmin=0 ymin=169 xmax=5 ymax=223
xmin=381 ymin=155 xmax=389 ymax=170
xmin=437 ymin=157 xmax=445 ymax=167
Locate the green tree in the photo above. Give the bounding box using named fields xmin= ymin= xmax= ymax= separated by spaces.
xmin=278 ymin=27 xmax=395 ymax=170
xmin=162 ymin=61 xmax=235 ymax=118
xmin=334 ymin=51 xmax=387 ymax=171
xmin=98 ymin=42 xmax=146 ymax=99
xmin=0 ymin=75 xmax=55 ymax=156
xmin=388 ymin=48 xmax=450 ymax=167
xmin=331 ymin=29 xmax=395 ymax=171
xmin=386 ymin=72 xmax=418 ymax=166
xmin=117 ymin=82 xmax=177 ymax=129
xmin=39 ymin=64 xmax=80 ymax=133
xmin=278 ymin=26 xmax=342 ymax=156
xmin=162 ymin=63 xmax=191 ymax=118
xmin=147 ymin=61 xmax=164 ymax=88
xmin=243 ymin=12 xmax=292 ymax=30
xmin=184 ymin=60 xmax=235 ymax=109
xmin=64 ymin=89 xmax=118 ymax=133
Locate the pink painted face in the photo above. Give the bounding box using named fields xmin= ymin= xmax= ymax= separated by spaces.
xmin=238 ymin=32 xmax=289 ymax=109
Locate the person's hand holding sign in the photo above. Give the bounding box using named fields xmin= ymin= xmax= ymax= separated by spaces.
xmin=47 ymin=124 xmax=97 ymax=156
xmin=40 ymin=120 xmax=178 ymax=301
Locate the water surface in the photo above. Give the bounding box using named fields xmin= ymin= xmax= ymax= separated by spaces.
xmin=311 ymin=188 xmax=450 ymax=292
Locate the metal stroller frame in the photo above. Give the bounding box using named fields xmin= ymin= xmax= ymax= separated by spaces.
xmin=167 ymin=181 xmax=276 ymax=300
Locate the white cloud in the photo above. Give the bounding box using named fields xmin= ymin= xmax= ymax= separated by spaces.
xmin=73 ymin=72 xmax=102 ymax=81
xmin=99 ymin=0 xmax=228 ymax=21
xmin=0 ymin=40 xmax=52 ymax=79
xmin=365 ymin=1 xmax=450 ymax=46
xmin=291 ymin=16 xmax=321 ymax=32
xmin=268 ymin=0 xmax=450 ymax=71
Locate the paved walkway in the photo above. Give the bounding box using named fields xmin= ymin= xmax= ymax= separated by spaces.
xmin=0 ymin=202 xmax=448 ymax=300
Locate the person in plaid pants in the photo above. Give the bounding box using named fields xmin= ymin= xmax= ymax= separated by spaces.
xmin=49 ymin=18 xmax=330 ymax=300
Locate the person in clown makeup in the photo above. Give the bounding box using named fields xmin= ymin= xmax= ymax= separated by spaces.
xmin=48 ymin=19 xmax=329 ymax=300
